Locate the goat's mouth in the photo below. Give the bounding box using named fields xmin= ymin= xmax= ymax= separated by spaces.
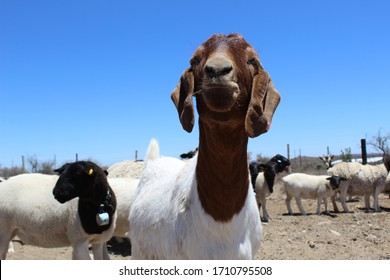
xmin=201 ymin=83 xmax=239 ymax=112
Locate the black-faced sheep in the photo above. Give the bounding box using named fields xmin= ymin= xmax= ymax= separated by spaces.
xmin=180 ymin=148 xmax=198 ymax=159
xmin=129 ymin=33 xmax=281 ymax=259
xmin=320 ymin=154 xmax=388 ymax=212
xmin=249 ymin=154 xmax=290 ymax=222
xmin=0 ymin=161 xmax=116 ymax=260
xmin=282 ymin=173 xmax=347 ymax=215
xmin=54 ymin=163 xmax=139 ymax=241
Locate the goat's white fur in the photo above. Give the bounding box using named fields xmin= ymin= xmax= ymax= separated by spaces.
xmin=128 ymin=139 xmax=261 ymax=259
xmin=282 ymin=173 xmax=340 ymax=215
xmin=0 ymin=173 xmax=115 ymax=260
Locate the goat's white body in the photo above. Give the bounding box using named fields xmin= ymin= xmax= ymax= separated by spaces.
xmin=282 ymin=173 xmax=338 ymax=215
xmin=0 ymin=173 xmax=115 ymax=260
xmin=129 ymin=154 xmax=261 ymax=259
xmin=327 ymin=162 xmax=387 ymax=212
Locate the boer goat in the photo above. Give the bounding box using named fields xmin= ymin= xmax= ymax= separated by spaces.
xmin=129 ymin=33 xmax=281 ymax=259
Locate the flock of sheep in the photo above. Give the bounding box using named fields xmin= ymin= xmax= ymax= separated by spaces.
xmin=250 ymin=154 xmax=390 ymax=223
xmin=1 ymin=33 xmax=389 ymax=260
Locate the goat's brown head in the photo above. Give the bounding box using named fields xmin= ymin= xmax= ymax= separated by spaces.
xmin=171 ymin=33 xmax=281 ymax=138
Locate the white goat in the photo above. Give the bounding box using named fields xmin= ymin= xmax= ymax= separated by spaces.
xmin=129 ymin=33 xmax=281 ymax=259
xmin=0 ymin=161 xmax=116 ymax=260
xmin=282 ymin=173 xmax=347 ymax=215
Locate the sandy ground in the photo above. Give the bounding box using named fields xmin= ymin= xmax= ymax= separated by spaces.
xmin=5 ymin=184 xmax=390 ymax=260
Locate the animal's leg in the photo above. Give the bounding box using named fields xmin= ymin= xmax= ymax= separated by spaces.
xmin=0 ymin=230 xmax=14 ymax=260
xmin=295 ymin=197 xmax=307 ymax=215
xmin=364 ymin=194 xmax=371 ymax=211
xmin=91 ymin=243 xmax=110 ymax=260
xmin=8 ymin=242 xmax=14 ymax=254
xmin=72 ymin=241 xmax=91 ymax=260
xmin=340 ymin=187 xmax=350 ymax=213
xmin=330 ymin=192 xmax=339 ymax=212
xmin=261 ymin=197 xmax=269 ymax=222
xmin=316 ymin=197 xmax=322 ymax=215
xmin=285 ymin=193 xmax=293 ymax=215
xmin=323 ymin=198 xmax=329 ymax=214
xmin=373 ymin=187 xmax=382 ymax=212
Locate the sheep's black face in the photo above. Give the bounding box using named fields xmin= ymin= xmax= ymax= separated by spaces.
xmin=249 ymin=162 xmax=262 ymax=189
xmin=53 ymin=161 xmax=96 ymax=204
xmin=270 ymin=154 xmax=291 ymax=173
xmin=326 ymin=176 xmax=347 ymax=190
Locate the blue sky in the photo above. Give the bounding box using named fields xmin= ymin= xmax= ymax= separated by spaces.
xmin=1 ymin=0 xmax=389 ymax=168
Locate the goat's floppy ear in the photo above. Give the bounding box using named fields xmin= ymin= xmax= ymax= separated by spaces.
xmin=171 ymin=69 xmax=195 ymax=133
xmin=245 ymin=70 xmax=281 ymax=138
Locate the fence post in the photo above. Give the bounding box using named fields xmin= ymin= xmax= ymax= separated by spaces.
xmin=287 ymin=144 xmax=291 ymax=173
xmin=361 ymin=139 xmax=367 ymax=165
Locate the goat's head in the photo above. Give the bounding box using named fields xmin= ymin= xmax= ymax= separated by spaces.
xmin=171 ymin=33 xmax=281 ymax=138
xmin=319 ymin=154 xmax=334 ymax=169
xmin=53 ymin=161 xmax=108 ymax=204
xmin=326 ymin=175 xmax=347 ymax=190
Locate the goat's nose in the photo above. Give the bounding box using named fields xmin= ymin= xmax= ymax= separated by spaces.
xmin=204 ymin=57 xmax=233 ymax=78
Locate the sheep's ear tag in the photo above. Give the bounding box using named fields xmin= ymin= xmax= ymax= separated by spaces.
xmin=96 ymin=204 xmax=109 ymax=226
xmin=88 ymin=169 xmax=94 ymax=176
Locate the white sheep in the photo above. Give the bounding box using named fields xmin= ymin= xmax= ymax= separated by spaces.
xmin=282 ymin=173 xmax=347 ymax=215
xmin=107 ymin=177 xmax=139 ymax=237
xmin=249 ymin=154 xmax=290 ymax=222
xmin=128 ymin=33 xmax=281 ymax=259
xmin=0 ymin=177 xmax=14 ymax=254
xmin=54 ymin=163 xmax=139 ymax=247
xmin=374 ymin=174 xmax=390 ymax=208
xmin=107 ymin=160 xmax=145 ymax=179
xmin=0 ymin=161 xmax=116 ymax=260
xmin=326 ymin=162 xmax=387 ymax=212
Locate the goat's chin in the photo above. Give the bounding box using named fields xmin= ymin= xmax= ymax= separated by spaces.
xmin=201 ymin=84 xmax=239 ymax=112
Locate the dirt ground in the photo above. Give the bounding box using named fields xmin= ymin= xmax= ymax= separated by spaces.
xmin=5 ymin=183 xmax=390 ymax=260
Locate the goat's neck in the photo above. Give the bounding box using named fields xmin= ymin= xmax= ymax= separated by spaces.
xmin=196 ymin=119 xmax=249 ymax=222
